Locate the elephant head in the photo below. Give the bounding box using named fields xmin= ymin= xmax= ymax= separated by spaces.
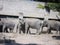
xmin=19 ymin=18 xmax=25 ymax=25
xmin=42 ymin=20 xmax=48 ymax=27
xmin=41 ymin=20 xmax=49 ymax=33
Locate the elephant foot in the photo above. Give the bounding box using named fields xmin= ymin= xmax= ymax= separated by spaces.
xmin=36 ymin=33 xmax=39 ymax=35
xmin=25 ymin=33 xmax=28 ymax=35
xmin=39 ymin=32 xmax=42 ymax=35
xmin=36 ymin=31 xmax=40 ymax=35
xmin=25 ymin=31 xmax=29 ymax=34
xmin=25 ymin=32 xmax=28 ymax=34
xmin=48 ymin=32 xmax=52 ymax=34
xmin=47 ymin=30 xmax=51 ymax=34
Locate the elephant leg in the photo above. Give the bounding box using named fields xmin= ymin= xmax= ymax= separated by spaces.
xmin=36 ymin=29 xmax=39 ymax=35
xmin=36 ymin=26 xmax=40 ymax=35
xmin=48 ymin=29 xmax=51 ymax=34
xmin=11 ymin=30 xmax=13 ymax=33
xmin=7 ymin=28 xmax=10 ymax=33
xmin=16 ymin=24 xmax=19 ymax=33
xmin=47 ymin=27 xmax=51 ymax=34
xmin=41 ymin=26 xmax=43 ymax=33
xmin=19 ymin=26 xmax=21 ymax=34
xmin=3 ymin=27 xmax=8 ymax=33
xmin=10 ymin=28 xmax=13 ymax=33
xmin=25 ymin=22 xmax=29 ymax=34
xmin=40 ymin=24 xmax=44 ymax=33
xmin=6 ymin=28 xmax=9 ymax=33
xmin=56 ymin=29 xmax=58 ymax=34
xmin=27 ymin=26 xmax=30 ymax=34
xmin=47 ymin=25 xmax=51 ymax=34
xmin=36 ymin=27 xmax=40 ymax=35
xmin=56 ymin=28 xmax=59 ymax=35
xmin=17 ymin=24 xmax=21 ymax=34
xmin=19 ymin=25 xmax=21 ymax=34
xmin=2 ymin=25 xmax=6 ymax=32
xmin=36 ymin=30 xmax=39 ymax=35
xmin=13 ymin=24 xmax=17 ymax=33
xmin=16 ymin=25 xmax=18 ymax=33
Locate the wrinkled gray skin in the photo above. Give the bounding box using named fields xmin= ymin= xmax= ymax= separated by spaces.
xmin=41 ymin=20 xmax=60 ymax=34
xmin=23 ymin=18 xmax=43 ymax=34
xmin=3 ymin=22 xmax=15 ymax=33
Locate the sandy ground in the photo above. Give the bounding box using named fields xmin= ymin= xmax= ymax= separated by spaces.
xmin=0 ymin=28 xmax=60 ymax=45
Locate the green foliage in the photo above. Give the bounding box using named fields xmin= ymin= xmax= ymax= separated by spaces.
xmin=37 ymin=3 xmax=60 ymax=12
xmin=47 ymin=3 xmax=60 ymax=12
xmin=37 ymin=4 xmax=45 ymax=9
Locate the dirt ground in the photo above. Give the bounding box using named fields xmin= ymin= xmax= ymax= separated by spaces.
xmin=0 ymin=28 xmax=60 ymax=45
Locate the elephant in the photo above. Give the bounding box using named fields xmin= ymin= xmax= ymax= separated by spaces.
xmin=3 ymin=22 xmax=15 ymax=33
xmin=22 ymin=18 xmax=43 ymax=34
xmin=17 ymin=18 xmax=25 ymax=34
xmin=41 ymin=20 xmax=60 ymax=34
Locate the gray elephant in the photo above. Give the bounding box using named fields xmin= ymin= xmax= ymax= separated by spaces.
xmin=3 ymin=22 xmax=15 ymax=33
xmin=41 ymin=20 xmax=60 ymax=34
xmin=23 ymin=18 xmax=43 ymax=34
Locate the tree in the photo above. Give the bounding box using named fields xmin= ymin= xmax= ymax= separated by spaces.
xmin=47 ymin=3 xmax=60 ymax=12
xmin=37 ymin=3 xmax=60 ymax=12
xmin=33 ymin=0 xmax=60 ymax=3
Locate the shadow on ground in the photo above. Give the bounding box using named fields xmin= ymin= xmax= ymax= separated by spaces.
xmin=0 ymin=39 xmax=41 ymax=45
xmin=52 ymin=36 xmax=60 ymax=40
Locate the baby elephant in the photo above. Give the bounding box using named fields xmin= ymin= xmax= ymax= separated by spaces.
xmin=41 ymin=20 xmax=60 ymax=34
xmin=24 ymin=18 xmax=43 ymax=34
